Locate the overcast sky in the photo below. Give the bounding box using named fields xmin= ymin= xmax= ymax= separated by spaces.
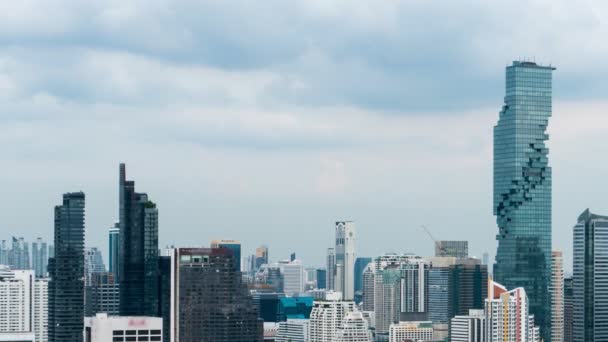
xmin=2 ymin=0 xmax=608 ymax=271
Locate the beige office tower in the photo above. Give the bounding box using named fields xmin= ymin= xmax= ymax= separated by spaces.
xmin=551 ymin=251 xmax=564 ymax=342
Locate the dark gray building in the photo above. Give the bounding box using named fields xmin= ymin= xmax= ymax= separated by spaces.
xmin=573 ymin=209 xmax=608 ymax=342
xmin=169 ymin=247 xmax=263 ymax=341
xmin=85 ymin=272 xmax=119 ymax=316
xmin=118 ymin=163 xmax=160 ymax=317
xmin=448 ymin=259 xmax=488 ymax=319
xmin=48 ymin=192 xmax=86 ymax=342
xmin=564 ymin=276 xmax=573 ymax=342
xmin=316 ymin=268 xmax=327 ymax=289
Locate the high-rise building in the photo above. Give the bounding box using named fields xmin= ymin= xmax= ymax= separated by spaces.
xmin=0 ymin=268 xmax=48 ymax=342
xmin=283 ymin=259 xmax=304 ymax=296
xmin=428 ymin=260 xmax=451 ymax=324
xmin=361 ymin=264 xmax=374 ymax=312
xmin=372 ymin=253 xmax=428 ymax=336
xmin=48 ymin=192 xmax=85 ymax=342
xmin=450 ymin=309 xmax=486 ymax=342
xmin=389 ymin=320 xmax=434 ymax=342
xmin=493 ymin=61 xmax=555 ymax=340
xmin=85 ymin=272 xmax=119 ymax=317
xmin=33 ymin=278 xmax=48 ymax=342
xmin=32 ymin=238 xmax=49 ymax=278
xmin=251 ymin=291 xmax=284 ymax=322
xmin=316 ymin=268 xmax=327 ymax=289
xmin=335 ymin=221 xmax=356 ymax=300
xmin=275 ymin=319 xmax=308 ymax=342
xmin=8 ymin=237 xmax=30 ymax=270
xmin=563 ymin=277 xmax=573 ymax=342
xmin=0 ymin=240 xmax=8 ymax=265
xmin=308 ymin=291 xmax=357 ymax=342
xmin=167 ymin=247 xmax=263 ymax=341
xmin=256 ymin=245 xmax=269 ymax=270
xmin=354 ymin=257 xmax=372 ymax=298
xmin=84 ymin=247 xmax=106 ymax=286
xmin=374 ymin=267 xmax=401 ymax=335
xmin=573 ymin=209 xmax=608 ymax=342
xmin=551 ymin=251 xmax=564 ymax=342
xmin=108 ymin=223 xmax=119 ymax=278
xmin=333 ymin=311 xmax=373 ymax=342
xmin=435 ymin=241 xmax=468 ymax=258
xmin=448 ymin=258 xmax=488 ymax=319
xmin=400 ymin=258 xmax=429 ymax=314
xmin=118 ymin=163 xmax=160 ymax=317
xmin=0 ymin=268 xmax=33 ymax=334
xmin=485 ymin=280 xmax=540 ymax=342
xmin=211 ymin=239 xmax=241 ymax=271
xmin=84 ymin=313 xmax=162 ymax=342
xmin=327 ymin=248 xmax=336 ymax=291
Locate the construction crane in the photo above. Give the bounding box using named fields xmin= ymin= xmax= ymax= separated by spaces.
xmin=420 ymin=225 xmax=446 ymax=255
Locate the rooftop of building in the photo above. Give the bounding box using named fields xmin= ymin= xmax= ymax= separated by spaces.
xmin=511 ymin=60 xmax=556 ymax=70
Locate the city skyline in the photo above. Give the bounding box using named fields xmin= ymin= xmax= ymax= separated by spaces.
xmin=4 ymin=1 xmax=608 ymax=272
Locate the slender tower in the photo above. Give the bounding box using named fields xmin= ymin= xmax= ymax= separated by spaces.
xmin=335 ymin=221 xmax=355 ymax=300
xmin=493 ymin=61 xmax=554 ymax=341
xmin=48 ymin=192 xmax=85 ymax=342
xmin=118 ymin=163 xmax=160 ymax=317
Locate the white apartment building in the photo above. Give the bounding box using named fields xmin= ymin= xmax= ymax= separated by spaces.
xmin=388 ymin=321 xmax=433 ymax=342
xmin=485 ymin=280 xmax=539 ymax=342
xmin=283 ymin=260 xmax=304 ymax=296
xmin=451 ymin=309 xmax=486 ymax=342
xmin=0 ymin=267 xmax=47 ymax=342
xmin=276 ymin=319 xmax=309 ymax=342
xmin=332 ymin=311 xmax=372 ymax=342
xmin=308 ymin=292 xmax=356 ymax=342
xmin=84 ymin=313 xmax=162 ymax=342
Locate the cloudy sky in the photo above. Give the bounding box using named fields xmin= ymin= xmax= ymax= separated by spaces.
xmin=2 ymin=0 xmax=608 ymax=270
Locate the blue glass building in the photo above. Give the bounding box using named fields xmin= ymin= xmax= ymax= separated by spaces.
xmin=277 ymin=297 xmax=314 ymax=321
xmin=493 ymin=61 xmax=554 ymax=341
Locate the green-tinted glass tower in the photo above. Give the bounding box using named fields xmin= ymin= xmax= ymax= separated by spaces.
xmin=493 ymin=61 xmax=554 ymax=341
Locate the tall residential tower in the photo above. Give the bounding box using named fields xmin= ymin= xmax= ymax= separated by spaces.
xmin=493 ymin=61 xmax=554 ymax=340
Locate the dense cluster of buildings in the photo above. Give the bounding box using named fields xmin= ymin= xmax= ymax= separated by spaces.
xmin=0 ymin=60 xmax=605 ymax=341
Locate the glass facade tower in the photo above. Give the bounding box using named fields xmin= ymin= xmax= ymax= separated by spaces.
xmin=118 ymin=163 xmax=160 ymax=317
xmin=48 ymin=192 xmax=85 ymax=342
xmin=573 ymin=209 xmax=608 ymax=342
xmin=493 ymin=61 xmax=554 ymax=341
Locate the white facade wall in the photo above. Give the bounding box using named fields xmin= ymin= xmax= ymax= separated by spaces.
xmin=0 ymin=332 xmax=35 ymax=341
xmin=283 ymin=260 xmax=304 ymax=296
xmin=0 ymin=269 xmax=33 ymax=333
xmin=84 ymin=314 xmax=162 ymax=342
xmin=33 ymin=279 xmax=48 ymax=342
xmin=450 ymin=309 xmax=486 ymax=342
xmin=276 ymin=319 xmax=309 ymax=342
